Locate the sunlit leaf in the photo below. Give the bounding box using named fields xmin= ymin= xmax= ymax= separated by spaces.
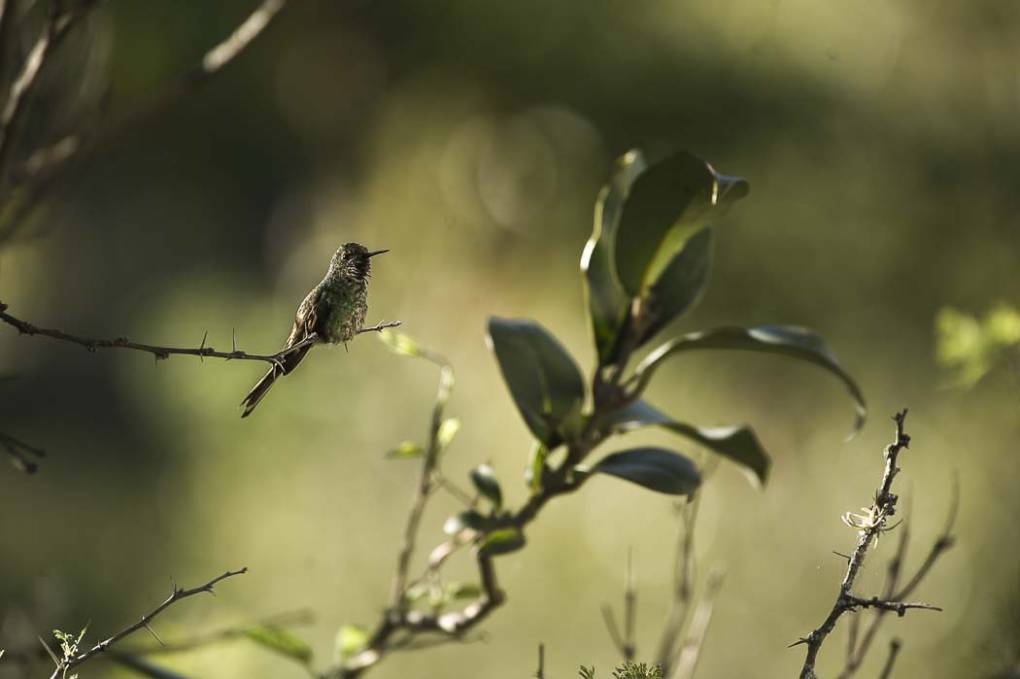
xmin=377 ymin=329 xmax=423 ymax=357
xmin=385 ymin=441 xmax=424 ymax=459
xmin=524 ymin=441 xmax=548 ymax=493
xmin=585 ymin=447 xmax=701 ymax=495
xmin=634 ymin=325 xmax=866 ymax=435
xmin=605 ymin=400 xmax=770 ymax=487
xmin=469 ymin=464 xmax=503 ymax=509
xmin=335 ymin=625 xmax=368 ymax=663
xmin=581 ymin=149 xmax=647 ymax=363
xmin=437 ymin=418 xmax=461 ymax=449
xmin=605 ymin=152 xmax=748 ymax=346
xmin=486 ymin=317 xmax=585 ymax=446
xmin=243 ymin=625 xmax=313 ymax=665
xmin=445 ymin=582 xmax=482 ymax=600
xmin=477 ymin=527 xmax=526 ymax=558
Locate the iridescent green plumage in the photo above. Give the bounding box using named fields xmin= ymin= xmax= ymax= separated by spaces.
xmin=240 ymin=242 xmax=386 ymax=417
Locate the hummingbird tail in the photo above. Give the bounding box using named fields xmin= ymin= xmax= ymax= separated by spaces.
xmin=239 ymin=343 xmax=312 ymax=418
xmin=240 ymin=368 xmax=278 ymax=418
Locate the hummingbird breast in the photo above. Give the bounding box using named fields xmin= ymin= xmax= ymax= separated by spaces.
xmin=316 ymin=280 xmax=368 ymax=343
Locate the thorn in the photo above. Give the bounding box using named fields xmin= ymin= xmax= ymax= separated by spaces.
xmin=143 ymin=621 xmax=165 ymax=647
xmin=833 ymin=551 xmax=851 ymax=561
xmin=231 ymin=328 xmax=237 ymax=355
xmin=39 ymin=635 xmax=60 ymax=666
xmin=199 ymin=330 xmax=208 ymax=361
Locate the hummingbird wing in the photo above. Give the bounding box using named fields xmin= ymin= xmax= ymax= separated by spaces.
xmin=240 ymin=287 xmax=321 ymax=418
xmin=279 ymin=286 xmax=321 ymax=374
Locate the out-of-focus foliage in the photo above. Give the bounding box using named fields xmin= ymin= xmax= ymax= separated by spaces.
xmin=935 ymin=304 xmax=1020 ymax=388
xmin=1 ymin=1 xmax=1018 ymax=678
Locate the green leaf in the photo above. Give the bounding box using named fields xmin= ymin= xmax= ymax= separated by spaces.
xmin=605 ymin=400 xmax=770 ymax=487
xmin=469 ymin=464 xmax=503 ymax=509
xmin=634 ymin=325 xmax=866 ymax=435
xmin=585 ymin=447 xmax=701 ymax=496
xmin=243 ymin=625 xmax=313 ymax=665
xmin=614 ymin=152 xmax=748 ymax=296
xmin=335 ymin=625 xmax=368 ymax=663
xmin=524 ymin=441 xmax=548 ymax=493
xmin=638 ymin=227 xmax=713 ymax=344
xmin=443 ymin=510 xmax=490 ymax=535
xmin=437 ymin=418 xmax=461 ymax=449
xmin=445 ymin=582 xmax=483 ymax=600
xmin=477 ymin=527 xmax=526 ymax=558
xmin=581 ymin=149 xmax=648 ymax=363
xmin=377 ymin=329 xmax=423 ymax=357
xmin=486 ymin=317 xmax=585 ymax=446
xmin=385 ymin=441 xmax=424 ymax=459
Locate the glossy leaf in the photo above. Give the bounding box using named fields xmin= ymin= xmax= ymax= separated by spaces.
xmin=581 ymin=149 xmax=648 ymax=362
xmin=470 ymin=464 xmax=503 ymax=509
xmin=605 ymin=399 xmax=770 ymax=487
xmin=486 ymin=317 xmax=585 ymax=445
xmin=635 ymin=325 xmax=866 ymax=434
xmin=586 ymin=447 xmax=701 ymax=495
xmin=477 ymin=527 xmax=526 ymax=558
xmin=638 ymin=227 xmax=713 ymax=344
xmin=615 ymin=152 xmax=748 ymax=295
xmin=243 ymin=625 xmax=313 ymax=665
xmin=443 ymin=510 xmax=490 ymax=535
xmin=386 ymin=441 xmax=424 ymax=459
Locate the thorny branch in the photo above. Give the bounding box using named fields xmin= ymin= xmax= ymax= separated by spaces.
xmin=793 ymin=411 xmax=953 ymax=679
xmin=46 ymin=568 xmax=247 ymax=679
xmin=0 ymin=300 xmax=400 ymax=368
xmin=837 ymin=476 xmax=958 ymax=678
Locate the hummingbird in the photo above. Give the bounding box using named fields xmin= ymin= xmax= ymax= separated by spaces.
xmin=240 ymin=242 xmax=388 ymax=418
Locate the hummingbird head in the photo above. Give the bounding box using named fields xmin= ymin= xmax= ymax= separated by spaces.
xmin=331 ymin=242 xmax=388 ymax=280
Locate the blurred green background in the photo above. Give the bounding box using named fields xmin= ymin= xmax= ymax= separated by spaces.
xmin=1 ymin=1 xmax=1018 ymax=677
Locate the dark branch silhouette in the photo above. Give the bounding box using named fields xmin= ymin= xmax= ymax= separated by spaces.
xmin=794 ymin=411 xmax=954 ymax=679
xmin=0 ymin=0 xmax=290 ymax=238
xmin=0 ymin=300 xmax=399 ymax=368
xmin=47 ymin=568 xmax=247 ymax=679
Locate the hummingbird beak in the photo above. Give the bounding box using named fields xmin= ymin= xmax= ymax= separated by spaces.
xmin=366 ymin=249 xmax=389 ymax=258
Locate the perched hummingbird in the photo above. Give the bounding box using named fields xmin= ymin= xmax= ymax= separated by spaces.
xmin=240 ymin=242 xmax=388 ymax=417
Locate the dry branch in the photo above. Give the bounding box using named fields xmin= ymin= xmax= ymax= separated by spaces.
xmin=47 ymin=568 xmax=247 ymax=679
xmin=794 ymin=411 xmax=952 ymax=679
xmin=0 ymin=300 xmax=399 ymax=367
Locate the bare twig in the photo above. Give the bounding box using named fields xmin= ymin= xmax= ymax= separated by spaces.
xmin=794 ymin=411 xmax=947 ymax=679
xmin=600 ymin=548 xmax=638 ymax=661
xmin=671 ymin=568 xmax=725 ymax=679
xmin=0 ymin=429 xmax=45 ymax=473
xmin=119 ymin=608 xmax=314 ymax=656
xmin=877 ymin=638 xmax=902 ymax=679
xmin=837 ymin=477 xmax=957 ymax=678
xmin=357 ymin=320 xmax=403 ymax=335
xmin=656 ymin=497 xmax=700 ymax=672
xmin=47 ymin=568 xmax=247 ymax=679
xmin=0 ymin=301 xmax=398 ymax=369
